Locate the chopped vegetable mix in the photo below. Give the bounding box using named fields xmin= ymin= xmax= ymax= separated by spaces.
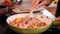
xmin=10 ymin=17 xmax=47 ymax=28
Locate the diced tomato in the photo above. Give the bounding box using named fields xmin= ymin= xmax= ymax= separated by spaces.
xmin=25 ymin=21 xmax=28 ymax=24
xmin=17 ymin=23 xmax=20 ymax=27
xmin=19 ymin=23 xmax=25 ymax=28
xmin=41 ymin=22 xmax=46 ymax=26
xmin=46 ymin=16 xmax=49 ymax=20
xmin=46 ymin=16 xmax=48 ymax=18
xmin=37 ymin=22 xmax=46 ymax=27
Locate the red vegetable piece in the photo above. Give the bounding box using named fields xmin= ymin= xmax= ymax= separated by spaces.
xmin=37 ymin=22 xmax=46 ymax=27
xmin=4 ymin=1 xmax=12 ymax=6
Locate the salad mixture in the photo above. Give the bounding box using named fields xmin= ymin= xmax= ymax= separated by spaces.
xmin=9 ymin=15 xmax=51 ymax=28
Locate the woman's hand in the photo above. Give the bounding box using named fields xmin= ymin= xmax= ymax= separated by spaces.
xmin=30 ymin=0 xmax=52 ymax=11
xmin=56 ymin=16 xmax=60 ymax=21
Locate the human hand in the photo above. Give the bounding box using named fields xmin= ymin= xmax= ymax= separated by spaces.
xmin=56 ymin=16 xmax=60 ymax=21
xmin=30 ymin=0 xmax=51 ymax=11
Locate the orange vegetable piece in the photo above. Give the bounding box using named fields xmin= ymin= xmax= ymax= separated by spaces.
xmin=14 ymin=18 xmax=22 ymax=24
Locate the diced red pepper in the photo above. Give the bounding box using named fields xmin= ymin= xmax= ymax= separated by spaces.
xmin=4 ymin=1 xmax=12 ymax=6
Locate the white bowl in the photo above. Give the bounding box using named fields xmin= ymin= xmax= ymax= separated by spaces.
xmin=6 ymin=13 xmax=53 ymax=34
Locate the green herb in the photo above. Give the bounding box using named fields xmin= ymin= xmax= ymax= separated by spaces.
xmin=10 ymin=0 xmax=16 ymax=4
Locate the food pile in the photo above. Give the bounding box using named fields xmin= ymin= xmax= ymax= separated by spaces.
xmin=9 ymin=15 xmax=51 ymax=28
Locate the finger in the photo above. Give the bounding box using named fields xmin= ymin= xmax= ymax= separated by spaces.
xmin=32 ymin=0 xmax=36 ymax=6
xmin=32 ymin=0 xmax=40 ymax=6
xmin=32 ymin=0 xmax=43 ymax=5
xmin=36 ymin=0 xmax=46 ymax=8
xmin=36 ymin=0 xmax=52 ymax=8
xmin=31 ymin=0 xmax=40 ymax=11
